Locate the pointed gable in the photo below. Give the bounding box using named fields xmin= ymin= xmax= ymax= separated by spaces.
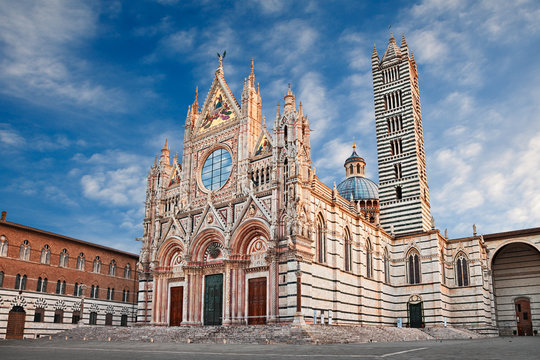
xmin=381 ymin=34 xmax=402 ymax=65
xmin=252 ymin=129 xmax=273 ymax=158
xmin=194 ymin=72 xmax=241 ymax=136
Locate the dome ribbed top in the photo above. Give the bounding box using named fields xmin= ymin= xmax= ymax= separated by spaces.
xmin=337 ymin=176 xmax=379 ymax=201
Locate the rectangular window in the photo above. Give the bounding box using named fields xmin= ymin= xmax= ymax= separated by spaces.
xmin=384 ymin=90 xmax=402 ymax=111
xmin=390 ymin=139 xmax=403 ymax=156
xmin=72 ymin=311 xmax=80 ymax=324
xmin=89 ymin=312 xmax=98 ymax=325
xmin=54 ymin=309 xmax=64 ymax=323
xmin=386 ymin=115 xmax=403 ymax=133
xmin=382 ymin=66 xmax=400 ymax=84
xmin=394 ymin=163 xmax=402 ymax=179
xmin=34 ymin=308 xmax=44 ymax=322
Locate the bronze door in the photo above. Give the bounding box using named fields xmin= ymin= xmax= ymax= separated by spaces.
xmin=170 ymin=286 xmax=184 ymax=326
xmin=409 ymin=302 xmax=423 ymax=328
xmin=6 ymin=306 xmax=25 ymax=339
xmin=204 ymin=274 xmax=223 ymax=325
xmin=248 ymin=277 xmax=267 ymax=325
xmin=515 ymin=299 xmax=533 ymax=336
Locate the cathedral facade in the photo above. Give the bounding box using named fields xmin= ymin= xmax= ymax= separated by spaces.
xmin=137 ymin=36 xmax=539 ymax=336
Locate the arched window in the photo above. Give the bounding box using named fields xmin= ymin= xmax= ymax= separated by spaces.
xmin=40 ymin=244 xmax=51 ymax=264
xmin=0 ymin=271 xmax=4 ymax=287
xmin=90 ymin=285 xmax=99 ymax=299
xmin=109 ymin=260 xmax=116 ymax=276
xmin=19 ymin=240 xmax=30 ymax=260
xmin=284 ymin=125 xmax=288 ymax=144
xmin=124 ymin=263 xmax=131 ymax=279
xmin=76 ymin=253 xmax=85 ymax=270
xmin=93 ymin=256 xmax=101 ymax=273
xmin=317 ymin=215 xmax=326 ymax=263
xmin=36 ymin=277 xmax=47 ymax=292
xmin=107 ymin=287 xmax=115 ymax=301
xmin=456 ymin=253 xmax=469 ymax=287
xmin=58 ymin=280 xmax=65 ymax=294
xmin=74 ymin=282 xmax=83 ymax=297
xmin=122 ymin=289 xmax=130 ymax=302
xmin=366 ymin=239 xmax=373 ymax=278
xmin=344 ymin=228 xmax=352 ymax=272
xmin=59 ymin=249 xmax=69 ymax=267
xmin=407 ymin=249 xmax=421 ymax=284
xmin=384 ymin=248 xmax=390 ymax=283
xmin=0 ymin=236 xmax=8 ymax=256
xmin=14 ymin=274 xmax=27 ymax=290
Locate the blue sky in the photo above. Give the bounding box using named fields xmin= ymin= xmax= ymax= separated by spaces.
xmin=1 ymin=0 xmax=539 ymax=253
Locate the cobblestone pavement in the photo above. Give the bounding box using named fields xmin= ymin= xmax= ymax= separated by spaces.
xmin=1 ymin=337 xmax=539 ymax=360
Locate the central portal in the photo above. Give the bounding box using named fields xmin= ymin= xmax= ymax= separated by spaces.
xmin=204 ymin=274 xmax=223 ymax=325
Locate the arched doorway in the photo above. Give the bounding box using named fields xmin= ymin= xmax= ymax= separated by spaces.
xmin=6 ymin=306 xmax=26 ymax=339
xmin=407 ymin=295 xmax=423 ymax=328
xmin=492 ymin=242 xmax=540 ymax=336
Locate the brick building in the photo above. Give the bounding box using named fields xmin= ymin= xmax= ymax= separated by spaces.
xmin=0 ymin=212 xmax=139 ymax=339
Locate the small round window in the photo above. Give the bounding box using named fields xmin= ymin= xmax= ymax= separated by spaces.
xmin=201 ymin=148 xmax=232 ymax=190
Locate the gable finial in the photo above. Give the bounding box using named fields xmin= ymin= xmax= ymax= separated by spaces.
xmin=217 ymin=50 xmax=226 ymax=72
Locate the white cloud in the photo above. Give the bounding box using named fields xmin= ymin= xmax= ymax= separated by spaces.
xmin=251 ymin=0 xmax=285 ymax=14
xmin=298 ymin=72 xmax=334 ymax=142
xmin=409 ymin=30 xmax=448 ymax=64
xmin=0 ymin=124 xmax=25 ymax=147
xmin=0 ymin=1 xmax=127 ymax=111
xmin=81 ymin=165 xmax=146 ymax=207
xmin=74 ymin=150 xmax=151 ymax=207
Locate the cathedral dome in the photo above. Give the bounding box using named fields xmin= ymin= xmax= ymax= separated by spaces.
xmin=338 ymin=142 xmax=379 ymax=201
xmin=337 ymin=176 xmax=379 ymax=201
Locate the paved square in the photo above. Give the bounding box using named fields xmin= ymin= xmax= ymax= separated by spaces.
xmin=1 ymin=337 xmax=539 ymax=360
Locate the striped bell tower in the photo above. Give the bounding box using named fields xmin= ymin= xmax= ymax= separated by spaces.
xmin=372 ymin=33 xmax=431 ymax=235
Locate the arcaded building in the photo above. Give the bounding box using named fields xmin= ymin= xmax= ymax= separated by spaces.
xmin=0 ymin=212 xmax=139 ymax=339
xmin=136 ymin=35 xmax=539 ymax=336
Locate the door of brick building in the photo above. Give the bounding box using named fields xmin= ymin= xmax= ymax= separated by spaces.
xmin=515 ymin=298 xmax=533 ymax=336
xmin=6 ymin=306 xmax=26 ymax=339
xmin=248 ymin=277 xmax=267 ymax=325
xmin=105 ymin=313 xmax=113 ymax=326
xmin=170 ymin=286 xmax=183 ymax=326
xmin=204 ymin=274 xmax=223 ymax=325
